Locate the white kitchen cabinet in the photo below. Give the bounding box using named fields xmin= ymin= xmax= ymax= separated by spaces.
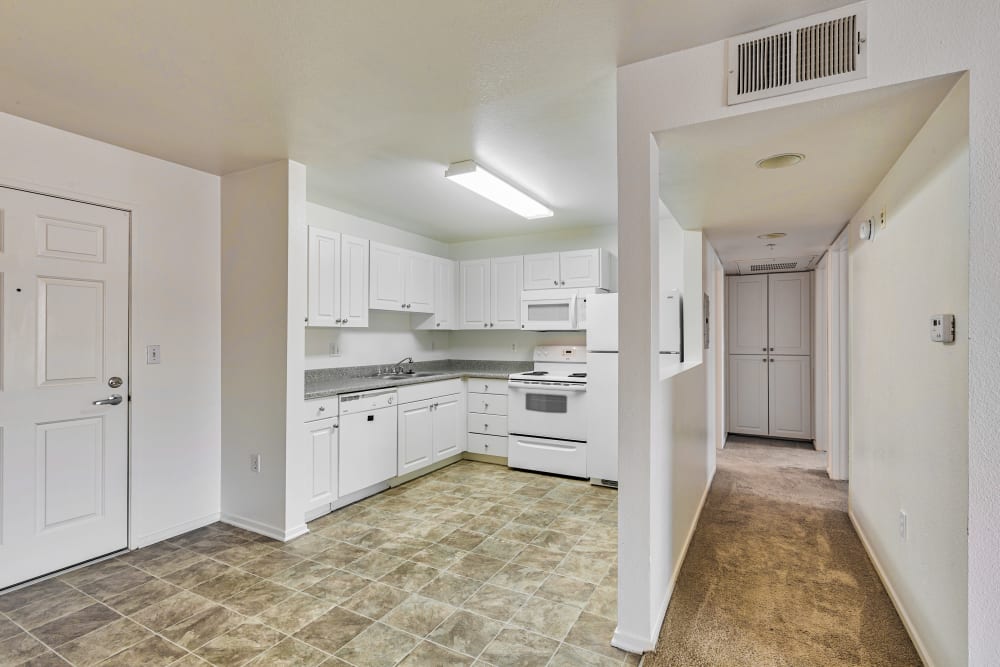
xmin=459 ymin=258 xmax=493 ymax=329
xmin=727 ymin=354 xmax=770 ymax=436
xmin=398 ymin=399 xmax=434 ymax=475
xmin=467 ymin=433 xmax=508 ymax=457
xmin=432 ymin=394 xmax=463 ymax=460
xmin=491 ymin=255 xmax=523 ymax=329
xmin=404 ymin=251 xmax=435 ymax=313
xmin=768 ymin=356 xmax=812 ymax=439
xmin=768 ymin=272 xmax=812 ymax=356
xmin=413 ymin=258 xmax=456 ymax=330
xmin=370 ymin=242 xmax=436 ymax=313
xmin=727 ymin=274 xmax=768 ymax=355
xmin=522 ymin=249 xmax=615 ymax=291
xmin=306 ymin=227 xmax=370 ymax=328
xmin=303 ymin=417 xmax=338 ymax=515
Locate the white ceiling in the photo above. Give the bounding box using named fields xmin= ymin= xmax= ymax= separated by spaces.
xmin=655 ymin=74 xmax=962 ymax=272
xmin=1 ymin=1 xmax=853 ymax=242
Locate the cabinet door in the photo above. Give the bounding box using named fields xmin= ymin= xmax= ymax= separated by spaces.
xmin=398 ymin=399 xmax=434 ymax=475
xmin=523 ymin=252 xmax=561 ymax=290
xmin=304 ymin=418 xmax=338 ymax=513
xmin=560 ymin=249 xmax=602 ymax=288
xmin=491 ymin=255 xmax=523 ymax=329
xmin=340 ymin=235 xmax=369 ymax=327
xmin=307 ymin=227 xmax=340 ymax=327
xmin=727 ymin=275 xmax=769 ymax=355
xmin=768 ymin=273 xmax=811 ymax=355
xmin=459 ymin=259 xmax=491 ymax=329
xmin=405 ymin=251 xmax=436 ymax=313
xmin=432 ymin=394 xmax=464 ymax=460
xmin=435 ymin=259 xmax=455 ymax=329
xmin=727 ymin=355 xmax=769 ymax=436
xmin=370 ymin=242 xmax=405 ymax=310
xmin=768 ymin=356 xmax=812 ymax=439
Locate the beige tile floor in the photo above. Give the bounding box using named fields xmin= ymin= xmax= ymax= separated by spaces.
xmin=0 ymin=461 xmax=634 ymax=666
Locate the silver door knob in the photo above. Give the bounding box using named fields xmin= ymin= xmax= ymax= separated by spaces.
xmin=108 ymin=376 xmax=123 ymax=388
xmin=554 ymin=280 xmax=558 ymax=285
xmin=483 ymin=323 xmax=488 ymax=327
xmin=93 ymin=394 xmax=123 ymax=406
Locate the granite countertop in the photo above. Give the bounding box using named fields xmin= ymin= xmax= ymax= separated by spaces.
xmin=305 ymin=359 xmax=531 ymax=400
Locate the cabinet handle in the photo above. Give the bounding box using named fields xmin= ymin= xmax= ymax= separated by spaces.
xmin=762 ymin=358 xmax=767 ymax=363
xmin=762 ymin=347 xmax=766 ymax=351
xmin=484 ymin=403 xmax=489 ymax=409
xmin=483 ymin=323 xmax=488 ymax=328
xmin=436 ymin=323 xmax=441 ymax=327
xmin=319 ymin=406 xmax=326 ymax=412
xmin=770 ymin=347 xmax=774 ymax=351
xmin=560 ymin=281 xmax=565 ymax=285
xmin=554 ymin=280 xmax=559 ymax=285
xmin=333 ymin=424 xmax=339 ymax=429
xmin=490 ymin=323 xmax=494 ymax=327
xmin=484 ymin=423 xmax=489 ymax=430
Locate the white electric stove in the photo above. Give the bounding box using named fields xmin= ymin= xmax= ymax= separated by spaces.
xmin=507 ymin=346 xmax=589 ymax=478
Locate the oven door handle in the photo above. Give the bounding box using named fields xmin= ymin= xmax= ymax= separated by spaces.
xmin=507 ymin=381 xmax=587 ymax=392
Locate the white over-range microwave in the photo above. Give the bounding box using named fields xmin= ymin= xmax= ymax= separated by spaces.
xmin=520 ymin=288 xmax=609 ymax=331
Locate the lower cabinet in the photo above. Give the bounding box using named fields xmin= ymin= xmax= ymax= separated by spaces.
xmin=728 ymin=353 xmax=812 ymax=439
xmin=398 ymin=392 xmax=465 ymax=476
xmin=303 ymin=416 xmax=338 ymax=517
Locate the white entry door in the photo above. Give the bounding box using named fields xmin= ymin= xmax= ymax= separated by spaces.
xmin=0 ymin=187 xmax=130 ymax=589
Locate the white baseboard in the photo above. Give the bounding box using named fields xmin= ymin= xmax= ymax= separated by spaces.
xmin=221 ymin=513 xmax=308 ymax=542
xmin=131 ymin=511 xmax=221 ymax=549
xmin=613 ymin=469 xmax=716 ymax=657
xmin=848 ymin=509 xmax=934 ymax=667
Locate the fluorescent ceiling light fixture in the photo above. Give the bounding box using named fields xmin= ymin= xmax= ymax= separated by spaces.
xmin=757 ymin=232 xmax=787 ymax=239
xmin=445 ymin=161 xmax=553 ymax=219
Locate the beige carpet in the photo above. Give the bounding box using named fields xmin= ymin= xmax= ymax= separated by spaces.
xmin=644 ymin=436 xmax=921 ymax=667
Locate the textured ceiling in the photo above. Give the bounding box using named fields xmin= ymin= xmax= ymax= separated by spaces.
xmin=655 ymin=74 xmax=962 ymax=272
xmin=1 ymin=1 xmax=856 ymax=241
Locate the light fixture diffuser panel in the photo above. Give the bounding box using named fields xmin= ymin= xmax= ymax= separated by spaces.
xmin=445 ymin=161 xmax=553 ymax=219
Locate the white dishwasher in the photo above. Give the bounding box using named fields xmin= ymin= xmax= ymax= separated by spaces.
xmin=338 ymin=389 xmax=398 ymax=498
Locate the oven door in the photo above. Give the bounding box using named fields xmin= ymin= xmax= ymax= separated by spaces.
xmin=520 ymin=292 xmax=578 ymax=331
xmin=507 ymin=381 xmax=587 ymax=442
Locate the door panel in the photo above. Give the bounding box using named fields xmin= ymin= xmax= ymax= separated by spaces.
xmin=769 ymin=356 xmax=812 ymax=439
xmin=0 ymin=187 xmax=129 ymax=589
xmin=491 ymin=256 xmax=523 ymax=329
xmin=768 ymin=273 xmax=811 ymax=355
xmin=305 ymin=418 xmax=337 ymax=513
xmin=404 ymin=252 xmax=435 ymax=313
xmin=727 ymin=275 xmax=768 ymax=355
xmin=432 ymin=394 xmax=463 ymax=460
xmin=727 ymin=355 xmax=769 ymax=436
xmin=306 ymin=226 xmax=340 ymax=327
xmin=398 ymin=399 xmax=434 ymax=475
xmin=459 ymin=259 xmax=490 ymax=329
xmin=523 ymin=253 xmax=560 ymax=290
xmin=369 ymin=242 xmax=404 ymax=310
xmin=340 ymin=235 xmax=369 ymax=327
xmin=559 ymin=249 xmax=601 ymax=288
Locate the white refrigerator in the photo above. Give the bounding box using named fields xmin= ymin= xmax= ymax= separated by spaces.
xmin=585 ymin=291 xmax=682 ymax=486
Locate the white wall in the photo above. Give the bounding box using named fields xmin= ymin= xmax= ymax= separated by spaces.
xmin=848 ymin=76 xmax=969 ymax=666
xmin=221 ymin=160 xmax=308 ymax=541
xmin=0 ymin=111 xmax=221 ymax=548
xmin=448 ymin=225 xmax=617 ymax=260
xmin=617 ymin=1 xmax=1000 ymax=660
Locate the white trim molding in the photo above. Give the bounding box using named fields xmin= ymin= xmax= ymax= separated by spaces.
xmin=132 ymin=512 xmax=220 ymax=549
xmin=221 ymin=513 xmax=308 ymax=542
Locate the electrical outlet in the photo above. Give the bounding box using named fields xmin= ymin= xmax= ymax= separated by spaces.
xmin=146 ymin=345 xmax=161 ymax=364
xmin=511 ymin=343 xmax=517 ymax=352
xmin=898 ymin=510 xmax=907 ymax=541
xmin=250 ymin=454 xmax=261 ymax=473
xmin=329 ymin=343 xmax=340 ymax=357
xmin=879 ymin=206 xmax=887 ymax=230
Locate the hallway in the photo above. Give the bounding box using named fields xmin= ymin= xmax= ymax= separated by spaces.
xmin=645 ymin=436 xmax=921 ymax=666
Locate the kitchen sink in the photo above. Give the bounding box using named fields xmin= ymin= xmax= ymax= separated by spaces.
xmin=367 ymin=372 xmax=446 ymax=380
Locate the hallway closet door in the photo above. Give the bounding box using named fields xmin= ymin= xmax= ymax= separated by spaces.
xmin=728 ymin=355 xmax=769 ymax=436
xmin=727 ymin=274 xmax=768 ymax=355
xmin=768 ymin=356 xmax=812 ymax=439
xmin=768 ymin=273 xmax=811 ymax=356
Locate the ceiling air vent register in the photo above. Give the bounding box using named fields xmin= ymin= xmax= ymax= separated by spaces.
xmin=727 ymin=4 xmax=868 ymax=105
xmin=735 ymin=256 xmax=819 ymax=275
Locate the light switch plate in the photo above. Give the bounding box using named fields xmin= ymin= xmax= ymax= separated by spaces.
xmin=146 ymin=345 xmax=161 ymax=364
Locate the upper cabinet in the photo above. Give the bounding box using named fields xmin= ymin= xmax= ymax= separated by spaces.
xmin=413 ymin=257 xmax=457 ymax=330
xmin=370 ymin=242 xmax=435 ymax=313
xmin=522 ymin=249 xmax=615 ymax=291
xmin=306 ymin=226 xmax=369 ymax=328
xmin=459 ymin=256 xmax=523 ymax=329
xmin=727 ymin=272 xmax=811 ymax=356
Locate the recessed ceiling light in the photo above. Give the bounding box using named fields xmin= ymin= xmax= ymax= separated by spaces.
xmin=757 ymin=232 xmax=787 ymax=239
xmin=445 ymin=161 xmax=553 ymax=219
xmin=755 ymin=153 xmax=805 ymax=169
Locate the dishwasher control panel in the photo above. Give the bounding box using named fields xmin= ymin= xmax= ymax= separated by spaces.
xmin=339 ymin=389 xmax=397 ymax=414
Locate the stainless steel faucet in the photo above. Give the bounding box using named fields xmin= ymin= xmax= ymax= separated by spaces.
xmin=390 ymin=357 xmax=414 ymax=374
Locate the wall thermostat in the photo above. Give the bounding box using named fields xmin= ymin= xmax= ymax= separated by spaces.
xmin=859 ymin=218 xmax=874 ymax=241
xmin=930 ymin=314 xmax=955 ymax=343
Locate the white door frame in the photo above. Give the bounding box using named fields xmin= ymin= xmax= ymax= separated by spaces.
xmin=1 ymin=178 xmax=135 ymax=552
xmin=827 ymin=229 xmax=850 ymax=480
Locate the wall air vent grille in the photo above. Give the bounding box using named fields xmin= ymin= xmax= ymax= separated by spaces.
xmin=727 ymin=4 xmax=867 ymax=105
xmin=735 ymin=256 xmax=819 ymax=275
xmin=750 ymin=262 xmax=797 ymax=273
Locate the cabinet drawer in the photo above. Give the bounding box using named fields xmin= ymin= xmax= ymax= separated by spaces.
xmin=468 ymin=414 xmax=507 ymax=437
xmin=467 ymin=433 xmax=508 ymax=457
xmin=397 ymin=378 xmax=463 ymax=404
xmin=466 ymin=377 xmax=507 ymax=395
xmin=304 ymin=397 xmax=338 ymax=422
xmin=468 ymin=393 xmax=507 ymax=415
